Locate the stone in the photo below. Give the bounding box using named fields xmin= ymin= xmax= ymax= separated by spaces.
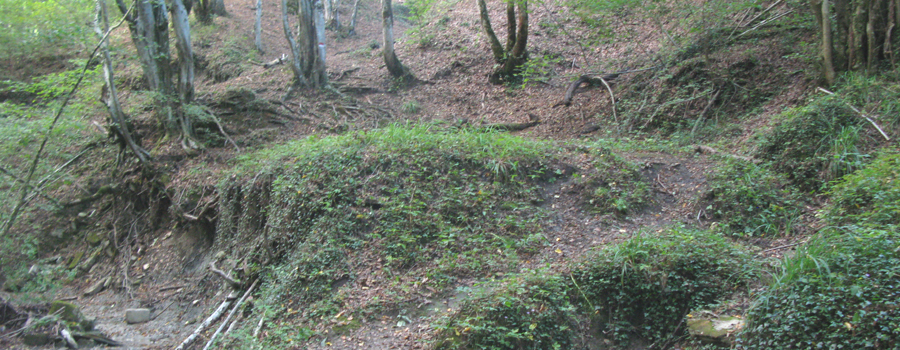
xmin=125 ymin=308 xmax=151 ymax=324
xmin=68 ymin=251 xmax=85 ymax=269
xmin=84 ymin=277 xmax=108 ymax=296
xmin=687 ymin=313 xmax=744 ymax=346
xmin=85 ymin=231 xmax=104 ymax=245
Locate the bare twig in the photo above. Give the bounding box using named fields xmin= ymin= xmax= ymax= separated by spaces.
xmin=0 ymin=165 xmax=58 ymax=205
xmin=694 ymin=145 xmax=758 ymax=163
xmin=159 ymin=285 xmax=186 ymax=292
xmin=174 ymin=299 xmax=234 ymax=350
xmin=757 ymin=242 xmax=803 ymax=255
xmin=209 ymin=261 xmax=242 ymax=289
xmin=202 ymin=279 xmax=259 ymax=350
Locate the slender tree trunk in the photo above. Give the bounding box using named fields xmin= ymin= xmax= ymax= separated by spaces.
xmin=822 ymin=0 xmax=837 ymax=85
xmin=171 ymin=0 xmax=194 ymax=103
xmin=348 ymin=0 xmax=361 ymax=35
xmin=212 ymin=0 xmax=226 ymax=16
xmin=283 ymin=0 xmax=308 ymax=87
xmin=382 ymin=0 xmax=412 ymax=79
xmin=477 ymin=0 xmax=505 ymax=62
xmin=255 ymin=0 xmax=263 ymax=52
xmin=95 ymin=0 xmax=150 ymax=164
xmin=325 ymin=0 xmax=340 ymax=29
xmin=505 ymin=0 xmax=516 ymax=53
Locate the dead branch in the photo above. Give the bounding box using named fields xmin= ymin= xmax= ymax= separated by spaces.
xmin=201 ymin=279 xmax=259 ymax=350
xmin=200 ymin=106 xmax=241 ymax=151
xmin=60 ymin=329 xmax=78 ymax=349
xmin=757 ymin=242 xmax=804 ymax=255
xmin=694 ymin=145 xmax=759 ymax=163
xmin=209 ymin=261 xmax=242 ymax=289
xmin=462 ymin=114 xmax=541 ymax=132
xmin=174 ymin=299 xmax=233 ymax=350
xmin=690 ymin=87 xmax=722 ymax=136
xmin=817 ymin=87 xmax=891 ymax=141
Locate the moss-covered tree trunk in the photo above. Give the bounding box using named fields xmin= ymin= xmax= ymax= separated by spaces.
xmin=811 ymin=0 xmax=898 ymax=84
xmin=476 ymin=0 xmax=528 ymax=84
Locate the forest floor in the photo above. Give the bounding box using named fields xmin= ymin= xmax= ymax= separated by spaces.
xmin=1 ymin=0 xmax=818 ymax=349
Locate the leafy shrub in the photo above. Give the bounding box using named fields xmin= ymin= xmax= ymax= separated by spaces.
xmin=579 ymin=147 xmax=650 ymax=216
xmin=739 ymin=228 xmax=900 ymax=349
xmin=571 ymin=228 xmax=755 ymax=347
xmin=434 ymin=274 xmax=577 ymax=350
xmin=754 ymin=92 xmax=867 ymax=192
xmin=826 ymin=152 xmax=899 ymax=228
xmin=704 ymin=160 xmax=801 ymax=236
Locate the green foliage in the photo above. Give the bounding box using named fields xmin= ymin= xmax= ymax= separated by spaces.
xmin=755 ymin=80 xmax=878 ymax=192
xmin=578 ymin=146 xmax=650 ymax=216
xmin=0 ymin=0 xmax=95 ymax=60
xmin=219 ymin=125 xmax=564 ymax=316
xmin=516 ymin=52 xmax=563 ymax=88
xmin=434 ymin=273 xmax=576 ymax=350
xmin=826 ymin=152 xmax=900 ymax=228
xmin=739 ymin=228 xmax=900 ymax=349
xmin=704 ymin=160 xmax=801 ymax=237
xmin=571 ymin=227 xmax=755 ymax=347
xmin=401 ymin=99 xmax=421 ymax=114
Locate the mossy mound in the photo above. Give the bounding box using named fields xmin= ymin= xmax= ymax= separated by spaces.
xmin=216 ymin=125 xmax=569 ymax=315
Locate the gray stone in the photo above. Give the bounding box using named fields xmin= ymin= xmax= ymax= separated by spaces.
xmin=125 ymin=308 xmax=151 ymax=324
xmin=687 ymin=312 xmax=744 ymax=346
xmin=84 ymin=277 xmax=108 ymax=296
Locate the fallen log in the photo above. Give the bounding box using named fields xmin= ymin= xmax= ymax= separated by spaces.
xmin=174 ymin=299 xmax=233 ymax=350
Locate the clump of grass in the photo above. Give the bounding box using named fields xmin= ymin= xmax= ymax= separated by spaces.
xmin=401 ymin=99 xmax=421 ymax=114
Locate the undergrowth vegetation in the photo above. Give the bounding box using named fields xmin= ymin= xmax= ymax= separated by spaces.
xmin=825 ymin=152 xmax=899 ymax=228
xmin=739 ymin=228 xmax=900 ymax=349
xmin=704 ymin=159 xmax=801 ymax=236
xmin=571 ymin=227 xmax=756 ymax=347
xmin=577 ymin=146 xmax=650 ymax=216
xmin=218 ymin=125 xmax=567 ymax=319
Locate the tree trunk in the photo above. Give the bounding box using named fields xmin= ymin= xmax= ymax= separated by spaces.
xmin=95 ymin=0 xmax=150 ymax=164
xmin=812 ymin=0 xmax=898 ymax=81
xmin=477 ymin=0 xmax=505 ymax=62
xmin=348 ymin=0 xmax=361 ymax=35
xmin=505 ymin=0 xmax=516 ymax=53
xmin=382 ymin=0 xmax=413 ymax=79
xmin=283 ymin=0 xmax=327 ymax=89
xmin=325 ymin=0 xmax=340 ymax=29
xmin=212 ymin=0 xmax=226 ymax=16
xmin=492 ymin=0 xmax=528 ymax=83
xmin=116 ymin=0 xmax=201 ymax=150
xmin=255 ymin=0 xmax=263 ymax=52
xmin=822 ymin=0 xmax=837 ymax=85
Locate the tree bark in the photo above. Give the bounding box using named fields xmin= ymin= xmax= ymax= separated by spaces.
xmin=283 ymin=0 xmax=327 ymax=89
xmin=255 ymin=0 xmax=263 ymax=52
xmin=348 ymin=0 xmax=361 ymax=35
xmin=477 ymin=0 xmax=505 ymax=62
xmin=382 ymin=0 xmax=413 ymax=79
xmin=325 ymin=0 xmax=340 ymax=29
xmin=822 ymin=0 xmax=837 ymax=85
xmin=95 ymin=0 xmax=151 ymax=164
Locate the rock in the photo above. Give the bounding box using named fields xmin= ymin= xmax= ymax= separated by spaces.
xmin=23 ymin=333 xmax=51 ymax=346
xmin=50 ymin=300 xmax=95 ymax=331
xmin=125 ymin=308 xmax=151 ymax=324
xmin=84 ymin=276 xmax=108 ymax=296
xmin=68 ymin=251 xmax=85 ymax=269
xmin=85 ymin=231 xmax=104 ymax=245
xmin=686 ymin=312 xmax=744 ymax=346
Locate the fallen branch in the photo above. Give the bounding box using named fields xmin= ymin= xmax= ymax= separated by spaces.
xmin=201 ymin=106 xmax=241 ymax=151
xmin=174 ymin=299 xmax=233 ymax=350
xmin=0 ymin=165 xmax=58 ymax=205
xmin=60 ymin=329 xmax=78 ymax=349
xmin=209 ymin=261 xmax=242 ymax=289
xmin=463 ymin=114 xmax=541 ymax=132
xmin=817 ymin=87 xmax=891 ymax=141
xmin=694 ymin=145 xmax=758 ymax=163
xmin=690 ymin=87 xmax=722 ymax=137
xmin=201 ymin=279 xmax=259 ymax=350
